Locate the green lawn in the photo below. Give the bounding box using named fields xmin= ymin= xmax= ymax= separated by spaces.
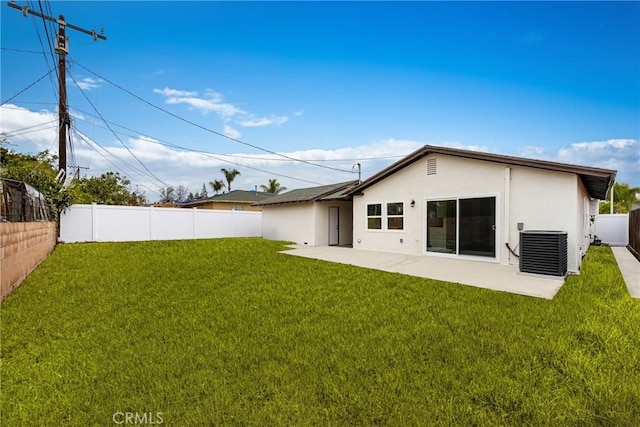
xmin=1 ymin=239 xmax=638 ymax=426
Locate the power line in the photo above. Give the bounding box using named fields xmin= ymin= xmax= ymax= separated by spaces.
xmin=67 ymin=72 xmax=171 ymax=189
xmin=1 ymin=120 xmax=57 ymax=137
xmin=72 ymin=128 xmax=163 ymax=197
xmin=0 ymin=46 xmax=42 ymax=54
xmin=73 ymin=61 xmax=355 ymax=174
xmin=71 ymin=116 xmax=325 ymax=187
xmin=0 ymin=67 xmax=55 ymax=105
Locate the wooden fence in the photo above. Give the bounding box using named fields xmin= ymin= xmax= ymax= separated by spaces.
xmin=629 ymin=208 xmax=640 ymax=257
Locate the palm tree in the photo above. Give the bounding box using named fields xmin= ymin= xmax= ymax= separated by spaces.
xmin=221 ymin=168 xmax=240 ymax=191
xmin=260 ymin=178 xmax=287 ymax=194
xmin=209 ymin=179 xmax=225 ymax=195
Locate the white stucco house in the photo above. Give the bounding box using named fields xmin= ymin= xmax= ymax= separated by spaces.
xmin=346 ymin=145 xmax=616 ymax=274
xmin=254 ymin=181 xmax=358 ymax=247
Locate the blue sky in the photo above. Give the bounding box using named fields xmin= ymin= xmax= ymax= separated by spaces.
xmin=2 ymin=1 xmax=639 ymax=199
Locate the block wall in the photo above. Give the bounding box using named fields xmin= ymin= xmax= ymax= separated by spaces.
xmin=1 ymin=222 xmax=57 ymax=300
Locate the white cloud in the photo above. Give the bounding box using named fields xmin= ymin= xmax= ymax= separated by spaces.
xmin=516 ymin=139 xmax=639 ymax=185
xmin=223 ymin=124 xmax=241 ymax=140
xmin=0 ymin=104 xmax=58 ymax=152
xmin=156 ymin=88 xmax=245 ymax=118
xmin=5 ymin=105 xmax=638 ymax=203
xmin=238 ymin=115 xmax=289 ymax=127
xmin=153 ymin=87 xmax=197 ymax=97
xmin=70 ymin=77 xmax=103 ymax=91
xmin=153 ymin=86 xmax=290 ymax=129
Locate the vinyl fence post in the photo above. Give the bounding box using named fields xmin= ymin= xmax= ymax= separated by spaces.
xmin=91 ymin=203 xmax=98 ymax=242
xmin=149 ymin=205 xmax=153 ymax=240
xmin=193 ymin=208 xmax=197 ymax=239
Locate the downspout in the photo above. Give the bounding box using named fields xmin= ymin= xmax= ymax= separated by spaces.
xmin=610 ymin=179 xmax=614 ymax=214
xmin=503 ymin=167 xmax=511 ymax=265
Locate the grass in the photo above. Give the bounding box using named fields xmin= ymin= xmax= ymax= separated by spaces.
xmin=1 ymin=239 xmax=639 ymax=426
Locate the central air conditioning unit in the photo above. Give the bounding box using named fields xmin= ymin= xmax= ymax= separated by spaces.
xmin=519 ymin=231 xmax=568 ymax=277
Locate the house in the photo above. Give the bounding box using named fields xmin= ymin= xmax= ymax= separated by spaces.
xmin=346 ymin=145 xmax=616 ymax=274
xmin=182 ymin=190 xmax=274 ymax=212
xmin=253 ymin=181 xmax=359 ymax=246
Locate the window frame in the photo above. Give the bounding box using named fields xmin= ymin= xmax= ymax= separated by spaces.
xmin=366 ymin=203 xmax=383 ymax=230
xmin=386 ymin=201 xmax=404 ymax=231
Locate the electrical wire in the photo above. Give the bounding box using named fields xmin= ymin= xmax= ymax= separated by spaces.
xmin=1 ymin=120 xmax=57 ymax=137
xmin=72 ymin=118 xmax=325 ymax=187
xmin=67 ymin=71 xmax=172 ymax=189
xmin=69 ymin=105 xmax=407 ymax=164
xmin=73 ymin=61 xmax=356 ymax=174
xmin=25 ymin=0 xmax=58 ymax=100
xmin=0 ymin=47 xmax=42 ymax=54
xmin=72 ymin=128 xmax=162 ymax=197
xmin=0 ymin=67 xmax=56 ymax=105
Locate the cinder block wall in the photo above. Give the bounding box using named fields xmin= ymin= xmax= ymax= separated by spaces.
xmin=1 ymin=222 xmax=57 ymax=301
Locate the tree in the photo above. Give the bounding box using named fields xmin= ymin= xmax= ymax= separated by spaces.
xmin=200 ymin=183 xmax=208 ymax=199
xmin=75 ymin=172 xmax=140 ymax=205
xmin=159 ymin=186 xmax=176 ymax=203
xmin=599 ymin=182 xmax=640 ymax=214
xmin=209 ymin=179 xmax=225 ymax=195
xmin=1 ymin=147 xmax=76 ymax=219
xmin=260 ymin=178 xmax=287 ymax=194
xmin=220 ymin=168 xmax=240 ymax=191
xmin=175 ymin=185 xmax=189 ymax=202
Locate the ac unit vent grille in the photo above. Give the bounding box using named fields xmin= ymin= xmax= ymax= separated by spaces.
xmin=519 ymin=231 xmax=567 ymax=276
xmin=427 ymin=158 xmax=437 ymax=175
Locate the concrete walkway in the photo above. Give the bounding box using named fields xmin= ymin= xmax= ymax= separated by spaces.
xmin=281 ymin=246 xmax=565 ymax=299
xmin=611 ymin=247 xmax=640 ymax=298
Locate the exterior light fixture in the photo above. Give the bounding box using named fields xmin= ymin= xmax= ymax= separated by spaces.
xmin=410 ymin=199 xmax=416 ymax=207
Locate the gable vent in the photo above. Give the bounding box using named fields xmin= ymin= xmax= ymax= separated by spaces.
xmin=427 ymin=158 xmax=437 ymax=175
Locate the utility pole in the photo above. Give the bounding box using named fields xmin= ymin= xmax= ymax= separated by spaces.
xmin=353 ymin=162 xmax=362 ymax=182
xmin=7 ymin=1 xmax=106 ymax=179
xmin=70 ymin=165 xmax=89 ymax=180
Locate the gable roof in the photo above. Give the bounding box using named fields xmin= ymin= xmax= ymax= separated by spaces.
xmin=253 ymin=181 xmax=359 ymax=206
xmin=347 ymin=145 xmax=616 ymax=200
xmin=182 ymin=190 xmax=274 ymax=206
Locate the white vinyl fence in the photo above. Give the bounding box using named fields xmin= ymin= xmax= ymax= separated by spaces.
xmin=593 ymin=214 xmax=629 ymax=246
xmin=60 ymin=204 xmax=262 ymax=243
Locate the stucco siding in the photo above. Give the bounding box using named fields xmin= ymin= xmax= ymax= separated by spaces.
xmin=354 ymin=154 xmax=505 ymax=256
xmin=262 ymin=202 xmax=315 ymax=245
xmin=509 ymin=168 xmax=580 ymax=272
xmin=314 ymin=201 xmax=354 ymax=246
xmin=354 ymin=153 xmax=585 ymax=273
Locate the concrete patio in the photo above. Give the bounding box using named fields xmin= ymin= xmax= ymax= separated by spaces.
xmin=281 ymin=245 xmax=566 ymax=299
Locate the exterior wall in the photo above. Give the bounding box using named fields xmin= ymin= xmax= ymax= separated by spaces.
xmin=261 ymin=202 xmax=316 ymax=245
xmin=1 ymin=221 xmax=57 ymax=300
xmin=354 ymin=153 xmax=585 ymax=273
xmin=314 ymin=201 xmax=354 ymax=246
xmin=509 ymin=167 xmax=580 ymax=272
xmin=354 ymin=154 xmax=506 ymax=257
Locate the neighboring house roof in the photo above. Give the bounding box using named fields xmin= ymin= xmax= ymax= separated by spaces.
xmin=253 ymin=181 xmax=359 ymax=206
xmin=347 ymin=145 xmax=616 ymax=200
xmin=182 ymin=190 xmax=274 ymax=206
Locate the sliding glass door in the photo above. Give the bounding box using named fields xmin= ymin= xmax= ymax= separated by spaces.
xmin=427 ymin=196 xmax=496 ymax=258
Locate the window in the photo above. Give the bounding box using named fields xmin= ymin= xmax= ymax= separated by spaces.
xmin=367 ymin=203 xmax=382 ymax=230
xmin=387 ymin=202 xmax=404 ymax=230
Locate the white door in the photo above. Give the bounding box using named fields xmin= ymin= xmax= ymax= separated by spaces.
xmin=329 ymin=207 xmax=339 ymax=245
